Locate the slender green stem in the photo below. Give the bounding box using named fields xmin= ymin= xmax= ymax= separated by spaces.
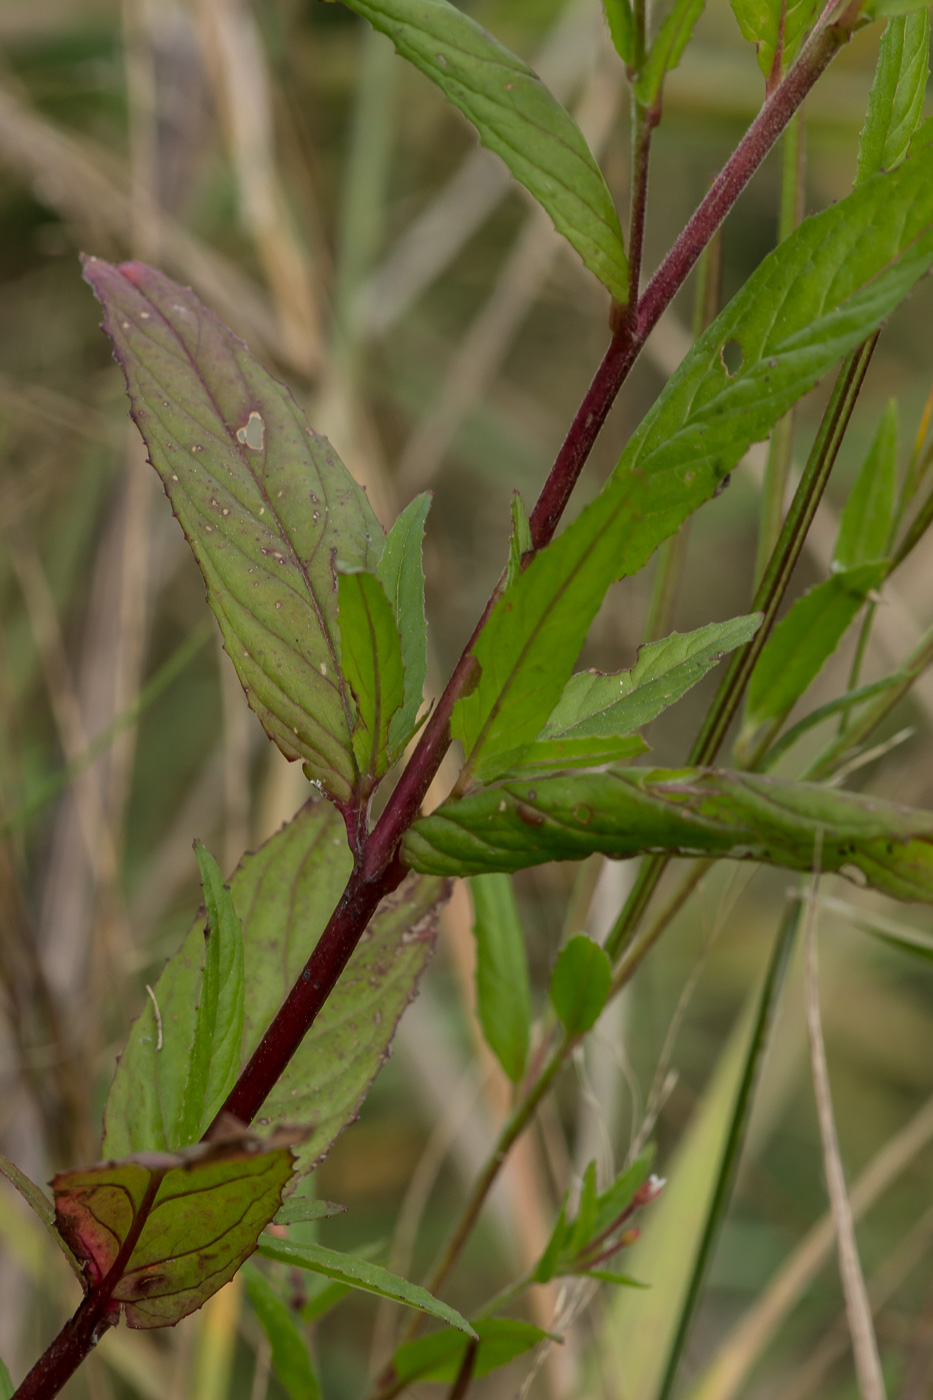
xmin=654 ymin=899 xmax=801 ymax=1400
xmin=755 ymin=113 xmax=806 ymax=585
xmin=605 ymin=335 xmax=878 ymax=960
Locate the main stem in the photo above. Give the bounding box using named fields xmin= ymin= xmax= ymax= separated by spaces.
xmin=219 ymin=0 xmax=857 ymax=1155
xmin=20 ymin=17 xmax=858 ymax=1398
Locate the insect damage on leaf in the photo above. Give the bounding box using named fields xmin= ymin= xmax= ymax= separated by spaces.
xmin=52 ymin=1122 xmax=299 ymax=1329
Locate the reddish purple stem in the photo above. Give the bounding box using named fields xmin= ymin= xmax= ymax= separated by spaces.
xmin=16 ymin=13 xmax=859 ymax=1395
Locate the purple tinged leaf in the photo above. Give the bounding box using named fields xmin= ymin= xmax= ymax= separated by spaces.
xmin=52 ymin=1130 xmax=296 ymax=1329
xmin=81 ymin=258 xmax=383 ymax=805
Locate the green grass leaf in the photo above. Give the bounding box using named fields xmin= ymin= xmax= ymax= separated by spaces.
xmin=257 ymin=1237 xmax=476 ymax=1336
xmin=636 ymin=0 xmax=706 ymax=106
xmin=244 ymin=1265 xmax=321 ymax=1400
xmin=82 ymin=258 xmax=383 ymax=805
xmin=174 ymin=842 xmax=245 ymax=1148
xmin=0 ymin=1354 xmax=12 ymax=1400
xmin=729 ymin=0 xmax=821 ymax=80
xmin=335 ymin=0 xmax=628 ymax=302
xmin=746 ymin=563 xmax=885 ymax=728
xmin=394 ymin=1318 xmax=548 ymax=1383
xmin=337 ymin=570 xmax=405 ymax=783
xmin=469 ymin=873 xmax=531 ymax=1082
xmin=377 ymin=493 xmax=430 ymax=755
xmin=53 ymin=1134 xmax=295 ymax=1328
xmin=104 ymin=803 xmax=447 ymax=1175
xmin=858 ymin=14 xmax=930 ymax=184
xmin=549 ymin=935 xmax=612 ymax=1035
xmin=542 ymin=616 xmax=762 ymax=741
xmin=834 ymin=402 xmax=899 ymax=567
xmin=403 ymin=766 xmax=933 ymax=903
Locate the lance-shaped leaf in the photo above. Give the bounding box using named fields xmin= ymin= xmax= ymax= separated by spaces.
xmin=175 ymin=843 xmax=245 ymax=1148
xmin=105 ymin=802 xmax=446 ymax=1176
xmin=377 ymin=493 xmax=431 ymax=755
xmin=403 ymin=767 xmax=933 ymax=903
xmin=469 ymin=873 xmax=531 ymax=1082
xmin=497 ymin=734 xmax=649 ymax=777
xmin=244 ymin=1265 xmax=322 ymax=1400
xmin=730 ymin=0 xmax=821 ymax=80
xmin=452 ymin=143 xmax=933 ymax=785
xmin=745 ymin=563 xmax=886 ymax=728
xmin=394 ymin=1319 xmax=548 ymax=1385
xmin=336 ymin=0 xmax=628 ymax=303
xmin=82 ymin=258 xmax=383 ymax=805
xmin=550 ymin=936 xmax=611 ymax=1035
xmin=834 ymin=402 xmax=899 ymax=568
xmin=635 ymin=0 xmax=706 ymax=107
xmin=857 ymin=12 xmax=931 ymax=182
xmin=257 ymin=1237 xmax=475 ymax=1336
xmin=542 ymin=616 xmax=762 ymax=742
xmin=52 ymin=1132 xmax=295 ymax=1329
xmin=337 ymin=570 xmax=405 ymax=783
xmin=506 ymin=491 xmax=532 ymax=591
xmin=603 ymin=0 xmax=637 ymax=66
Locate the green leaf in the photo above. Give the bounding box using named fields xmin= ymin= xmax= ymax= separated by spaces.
xmin=174 ymin=842 xmax=245 ymax=1148
xmin=497 ymin=734 xmax=649 ymax=776
xmin=82 ymin=258 xmax=383 ymax=806
xmin=603 ymin=0 xmax=637 ymax=66
xmin=377 ymin=492 xmax=431 ymax=755
xmin=858 ymin=13 xmax=930 ymax=183
xmin=730 ymin=0 xmax=821 ymax=80
xmin=865 ymin=0 xmax=931 ymax=20
xmin=533 ymin=1199 xmax=571 ymax=1283
xmin=337 ymin=569 xmax=405 ymax=782
xmin=611 ymin=138 xmax=933 ymax=556
xmin=591 ymin=1151 xmax=655 ymax=1243
xmin=336 ymin=0 xmax=628 ymax=302
xmin=0 ymin=1353 xmax=12 ymax=1400
xmin=0 ymin=1153 xmax=82 ymax=1282
xmin=273 ymin=1198 xmax=345 ymax=1226
xmin=403 ymin=766 xmax=933 ymax=903
xmin=506 ymin=492 xmax=532 ymax=591
xmin=834 ymin=402 xmax=899 ymax=568
xmin=542 ymin=616 xmax=762 ymax=742
xmin=393 ymin=1318 xmax=548 ymax=1384
xmin=244 ymin=1264 xmax=321 ymax=1400
xmin=469 ymin=873 xmax=531 ymax=1082
xmin=549 ymin=935 xmax=612 ymax=1035
xmin=53 ymin=1132 xmax=295 ymax=1328
xmin=635 ymin=0 xmax=706 ymax=107
xmin=453 ymin=143 xmax=933 ymax=786
xmin=745 ymin=563 xmax=886 ymax=728
xmin=105 ymin=802 xmax=447 ymax=1176
xmin=570 ymin=1161 xmax=600 ymax=1254
xmin=257 ymin=1237 xmax=476 ymax=1337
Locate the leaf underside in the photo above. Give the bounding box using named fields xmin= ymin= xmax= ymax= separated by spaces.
xmin=404 ymin=767 xmax=933 ymax=903
xmin=53 ymin=1134 xmax=295 ymax=1328
xmin=104 ymin=802 xmax=447 ymax=1176
xmin=82 ymin=257 xmax=383 ymax=804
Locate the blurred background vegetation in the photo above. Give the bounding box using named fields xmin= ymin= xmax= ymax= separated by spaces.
xmin=1 ymin=1 xmax=932 ymax=1397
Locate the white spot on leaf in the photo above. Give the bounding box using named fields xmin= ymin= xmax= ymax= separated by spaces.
xmin=236 ymin=410 xmax=265 ymax=451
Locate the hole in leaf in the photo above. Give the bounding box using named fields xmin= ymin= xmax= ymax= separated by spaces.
xmin=721 ymin=339 xmax=743 ymax=376
xmin=236 ymin=410 xmax=265 ymax=451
